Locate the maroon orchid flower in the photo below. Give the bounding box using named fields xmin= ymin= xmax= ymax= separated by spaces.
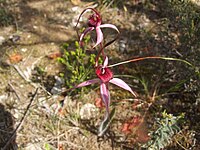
xmin=75 ymin=8 xmax=119 ymax=48
xmin=73 ymin=57 xmax=137 ymax=136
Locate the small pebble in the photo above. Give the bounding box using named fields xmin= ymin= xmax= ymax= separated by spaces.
xmin=80 ymin=103 xmax=99 ymax=120
xmin=0 ymin=36 xmax=5 ymax=45
xmin=21 ymin=48 xmax=27 ymax=52
xmin=9 ymin=35 xmax=20 ymax=43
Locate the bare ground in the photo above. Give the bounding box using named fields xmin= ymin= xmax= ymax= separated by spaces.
xmin=0 ymin=0 xmax=200 ymax=150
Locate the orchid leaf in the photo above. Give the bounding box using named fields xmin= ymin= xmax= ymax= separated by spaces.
xmin=108 ymin=56 xmax=196 ymax=70
xmin=98 ymin=108 xmax=115 ymax=137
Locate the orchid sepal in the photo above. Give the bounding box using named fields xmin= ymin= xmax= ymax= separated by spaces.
xmin=109 ymin=78 xmax=138 ymax=97
xmin=75 ymin=79 xmax=99 ymax=88
xmin=99 ymin=24 xmax=120 ymax=33
xmin=93 ymin=26 xmax=103 ymax=48
xmin=79 ymin=27 xmax=94 ymax=45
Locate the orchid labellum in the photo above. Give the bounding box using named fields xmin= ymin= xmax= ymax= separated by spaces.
xmin=73 ymin=57 xmax=137 ymax=135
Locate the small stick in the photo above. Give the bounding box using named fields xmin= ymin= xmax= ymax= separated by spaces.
xmin=8 ymin=82 xmax=21 ymax=101
xmin=2 ymin=88 xmax=39 ymax=150
xmin=12 ymin=65 xmax=30 ymax=83
xmin=12 ymin=64 xmax=52 ymax=96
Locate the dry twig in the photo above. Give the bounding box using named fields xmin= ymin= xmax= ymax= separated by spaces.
xmin=2 ymin=88 xmax=39 ymax=150
xmin=8 ymin=82 xmax=21 ymax=101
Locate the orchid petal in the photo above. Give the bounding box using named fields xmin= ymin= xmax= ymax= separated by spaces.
xmin=109 ymin=78 xmax=137 ymax=97
xmin=103 ymin=56 xmax=108 ymax=68
xmin=75 ymin=78 xmax=99 ymax=88
xmin=93 ymin=27 xmax=103 ymax=48
xmin=80 ymin=27 xmax=94 ymax=44
xmin=99 ymin=24 xmax=119 ymax=33
xmin=100 ymin=83 xmax=110 ymax=114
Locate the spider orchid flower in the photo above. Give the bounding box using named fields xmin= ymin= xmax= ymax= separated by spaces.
xmin=75 ymin=8 xmax=119 ymax=48
xmin=73 ymin=57 xmax=137 ymax=136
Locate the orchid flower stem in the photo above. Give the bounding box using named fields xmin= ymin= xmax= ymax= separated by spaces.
xmin=95 ymin=33 xmax=120 ymax=66
xmin=100 ymin=43 xmax=105 ymax=59
xmin=108 ymin=56 xmax=196 ymax=70
xmin=95 ymin=43 xmax=104 ymax=66
xmin=95 ymin=47 xmax=102 ymax=66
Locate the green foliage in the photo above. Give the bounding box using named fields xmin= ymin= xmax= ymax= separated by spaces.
xmin=44 ymin=143 xmax=56 ymax=150
xmin=58 ymin=38 xmax=102 ymax=93
xmin=164 ymin=0 xmax=200 ymax=91
xmin=44 ymin=143 xmax=51 ymax=150
xmin=0 ymin=1 xmax=13 ymax=26
xmin=167 ymin=0 xmax=200 ymax=48
xmin=58 ymin=42 xmax=91 ymax=88
xmin=142 ymin=111 xmax=184 ymax=150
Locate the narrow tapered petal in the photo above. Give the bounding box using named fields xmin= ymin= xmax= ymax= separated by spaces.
xmin=109 ymin=78 xmax=137 ymax=97
xmin=80 ymin=27 xmax=94 ymax=44
xmin=99 ymin=24 xmax=119 ymax=33
xmin=103 ymin=56 xmax=108 ymax=68
xmin=100 ymin=83 xmax=110 ymax=114
xmin=93 ymin=27 xmax=103 ymax=48
xmin=75 ymin=78 xmax=99 ymax=88
xmin=98 ymin=83 xmax=110 ymax=136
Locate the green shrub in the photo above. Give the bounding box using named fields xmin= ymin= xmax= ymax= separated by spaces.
xmin=142 ymin=111 xmax=184 ymax=150
xmin=58 ymin=38 xmax=102 ymax=94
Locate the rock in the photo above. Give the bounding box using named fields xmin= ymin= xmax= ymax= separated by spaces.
xmin=0 ymin=94 xmax=8 ymax=103
xmin=191 ymin=0 xmax=200 ymax=6
xmin=9 ymin=35 xmax=20 ymax=43
xmin=0 ymin=36 xmax=5 ymax=45
xmin=21 ymin=48 xmax=28 ymax=52
xmin=119 ymin=39 xmax=127 ymax=53
xmin=79 ymin=103 xmax=99 ymax=120
xmin=50 ymin=76 xmax=64 ymax=95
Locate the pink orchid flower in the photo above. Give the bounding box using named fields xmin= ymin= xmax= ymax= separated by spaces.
xmin=73 ymin=56 xmax=137 ymax=135
xmin=75 ymin=8 xmax=119 ymax=48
